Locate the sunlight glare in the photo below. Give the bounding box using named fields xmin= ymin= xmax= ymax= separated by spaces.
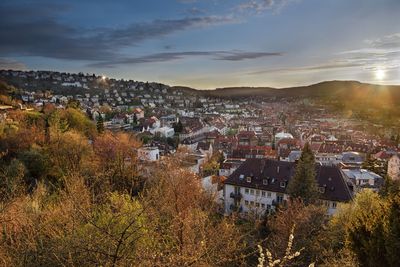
xmin=375 ymin=68 xmax=386 ymax=81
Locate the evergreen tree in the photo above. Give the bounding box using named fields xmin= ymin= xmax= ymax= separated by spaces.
xmin=287 ymin=142 xmax=319 ymax=204
xmin=96 ymin=115 xmax=105 ymax=134
xmin=44 ymin=117 xmax=51 ymax=143
xmin=133 ymin=114 xmax=137 ymax=125
xmin=173 ymin=120 xmax=183 ymax=133
xmin=386 ymin=194 xmax=400 ymax=266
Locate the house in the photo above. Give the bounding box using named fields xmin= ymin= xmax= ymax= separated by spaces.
xmin=342 ymin=168 xmax=382 ymax=192
xmin=154 ymin=126 xmax=175 ymax=138
xmin=133 ymin=108 xmax=145 ymax=119
xmin=224 ymin=159 xmax=353 ymax=216
xmin=388 ymin=154 xmax=400 ymax=180
xmin=202 ymin=175 xmax=226 ymax=204
xmin=237 ymin=131 xmax=257 ymax=146
xmin=274 ymin=132 xmax=294 ymax=144
xmin=137 ymin=147 xmax=160 ymax=161
xmin=341 ymin=151 xmax=365 ymax=166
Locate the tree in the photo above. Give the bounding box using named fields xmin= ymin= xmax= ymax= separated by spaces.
xmin=264 ymin=200 xmax=327 ymax=266
xmin=140 ymin=157 xmax=246 ymax=266
xmin=132 ymin=114 xmax=137 ymax=125
xmin=385 ymin=193 xmax=400 ymax=266
xmin=337 ymin=190 xmax=388 ymax=267
xmin=96 ymin=115 xmax=105 ymax=134
xmin=287 ymin=143 xmax=319 ymax=204
xmin=173 ymin=120 xmax=183 ymax=133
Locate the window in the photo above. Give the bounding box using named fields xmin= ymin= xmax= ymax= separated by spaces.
xmin=250 ymin=201 xmax=254 ymax=206
xmin=263 ymin=179 xmax=268 ymax=185
xmin=267 ymin=204 xmax=271 ymax=210
xmin=256 ymin=190 xmax=260 ymax=196
xmin=245 ymin=200 xmax=249 ymax=205
xmin=256 ymin=203 xmax=260 ymax=208
xmin=280 ymin=181 xmax=286 ymax=188
xmin=234 ymin=186 xmax=240 ymax=194
xmin=261 ymin=203 xmax=265 ymax=208
xmin=261 ymin=191 xmax=266 ymax=197
xmin=250 ymin=189 xmax=254 ymax=195
xmin=267 ymin=192 xmax=272 ymax=198
xmin=245 ymin=188 xmax=249 ymax=194
xmin=277 ymin=194 xmax=284 ymax=204
xmin=318 ymin=187 xmax=326 ymax=193
xmin=332 ymin=202 xmax=337 ymax=208
xmin=246 ymin=176 xmax=251 ymax=183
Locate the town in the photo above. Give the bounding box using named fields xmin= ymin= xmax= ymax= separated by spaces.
xmin=1 ymin=69 xmax=399 ymax=218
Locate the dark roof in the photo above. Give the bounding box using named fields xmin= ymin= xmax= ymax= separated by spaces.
xmin=197 ymin=142 xmax=211 ymax=151
xmin=224 ymin=158 xmax=352 ymax=202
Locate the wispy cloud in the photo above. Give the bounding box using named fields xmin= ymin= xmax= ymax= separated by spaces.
xmin=365 ymin=33 xmax=400 ymax=50
xmin=247 ymin=32 xmax=400 ymax=76
xmin=236 ymin=0 xmax=298 ymax=14
xmin=88 ymin=50 xmax=282 ymax=68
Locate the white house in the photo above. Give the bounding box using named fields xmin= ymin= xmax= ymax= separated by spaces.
xmin=223 ymin=159 xmax=353 ymax=216
xmin=388 ymin=154 xmax=400 ymax=180
xmin=342 ymin=168 xmax=382 ymax=191
xmin=137 ymin=147 xmax=160 ymax=161
xmin=154 ymin=126 xmax=175 ymax=138
xmin=201 ymin=175 xmax=224 ymax=204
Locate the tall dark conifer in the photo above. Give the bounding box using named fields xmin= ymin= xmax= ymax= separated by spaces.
xmin=96 ymin=115 xmax=105 ymax=134
xmin=287 ymin=142 xmax=319 ymax=204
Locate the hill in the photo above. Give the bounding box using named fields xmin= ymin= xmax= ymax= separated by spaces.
xmin=173 ymin=80 xmax=400 ymax=104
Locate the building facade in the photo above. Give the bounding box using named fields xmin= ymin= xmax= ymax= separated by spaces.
xmin=224 ymin=159 xmax=353 ymax=216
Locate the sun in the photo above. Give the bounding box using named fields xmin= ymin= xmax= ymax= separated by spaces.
xmin=375 ymin=68 xmax=386 ymax=81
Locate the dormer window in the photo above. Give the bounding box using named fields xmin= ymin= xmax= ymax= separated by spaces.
xmin=319 ymin=186 xmax=326 ymax=193
xmin=280 ymin=181 xmax=286 ymax=188
xmin=263 ymin=179 xmax=268 ymax=185
xmin=246 ymin=176 xmax=252 ymax=183
xmin=239 ymin=174 xmax=244 ymax=180
xmin=271 ymin=178 xmax=275 ymax=183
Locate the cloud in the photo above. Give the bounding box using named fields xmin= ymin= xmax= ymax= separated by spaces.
xmin=88 ymin=50 xmax=281 ymax=67
xmin=365 ymin=33 xmax=400 ymax=50
xmin=237 ymin=0 xmax=297 ymax=14
xmin=216 ymin=51 xmax=281 ymax=61
xmin=184 ymin=7 xmax=207 ymax=16
xmin=0 ymin=58 xmax=26 ymax=70
xmin=0 ymin=2 xmax=236 ymax=62
xmin=248 ymin=32 xmax=400 ymax=76
xmin=247 ymin=61 xmax=366 ymax=75
xmin=177 ymin=0 xmax=198 ymax=3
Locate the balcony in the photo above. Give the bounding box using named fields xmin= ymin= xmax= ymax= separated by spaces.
xmin=230 ymin=192 xmax=242 ymax=200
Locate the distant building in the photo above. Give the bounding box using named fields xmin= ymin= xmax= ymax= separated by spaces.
xmin=137 ymin=147 xmax=160 ymax=161
xmin=274 ymin=132 xmax=294 ymax=144
xmin=342 ymin=168 xmax=382 ymax=192
xmin=342 ymin=151 xmax=365 ymax=166
xmin=154 ymin=126 xmax=175 ymax=138
xmin=388 ymin=154 xmax=400 ymax=180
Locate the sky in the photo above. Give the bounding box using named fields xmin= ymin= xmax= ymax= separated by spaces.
xmin=0 ymin=0 xmax=399 ymax=89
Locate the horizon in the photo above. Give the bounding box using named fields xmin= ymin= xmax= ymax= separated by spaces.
xmin=4 ymin=68 xmax=400 ymax=90
xmin=1 ymin=0 xmax=399 ymax=89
